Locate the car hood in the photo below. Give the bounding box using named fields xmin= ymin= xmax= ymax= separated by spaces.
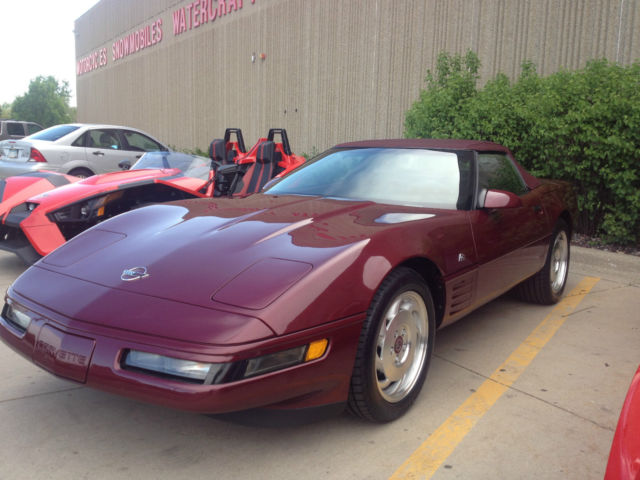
xmin=25 ymin=194 xmax=455 ymax=310
xmin=0 ymin=173 xmax=77 ymax=219
xmin=78 ymin=168 xmax=182 ymax=186
xmin=11 ymin=193 xmax=468 ymax=338
xmin=0 ymin=169 xmax=187 ymax=222
xmin=24 ymin=169 xmax=182 ymax=209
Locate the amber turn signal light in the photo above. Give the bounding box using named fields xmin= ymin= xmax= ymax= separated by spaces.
xmin=305 ymin=339 xmax=329 ymax=362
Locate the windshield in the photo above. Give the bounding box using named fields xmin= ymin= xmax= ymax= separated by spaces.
xmin=265 ymin=148 xmax=472 ymax=209
xmin=28 ymin=125 xmax=81 ymax=142
xmin=131 ymin=151 xmax=210 ymax=180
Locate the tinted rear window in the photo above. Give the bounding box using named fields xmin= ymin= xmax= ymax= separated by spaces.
xmin=6 ymin=123 xmax=24 ymax=136
xmin=29 ymin=125 xmax=80 ymax=141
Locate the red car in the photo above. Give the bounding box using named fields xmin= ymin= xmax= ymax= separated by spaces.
xmin=605 ymin=366 xmax=640 ymax=479
xmin=0 ymin=139 xmax=576 ymax=422
xmin=0 ymin=128 xmax=305 ymax=264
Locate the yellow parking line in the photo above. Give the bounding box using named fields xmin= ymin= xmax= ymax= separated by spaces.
xmin=389 ymin=276 xmax=600 ymax=480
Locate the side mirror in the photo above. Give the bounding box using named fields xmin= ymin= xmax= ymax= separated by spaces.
xmin=118 ymin=160 xmax=132 ymax=170
xmin=483 ymin=189 xmax=522 ymax=209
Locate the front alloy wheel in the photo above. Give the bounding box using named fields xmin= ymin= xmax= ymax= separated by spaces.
xmin=375 ymin=291 xmax=430 ymax=403
xmin=349 ymin=267 xmax=435 ymax=422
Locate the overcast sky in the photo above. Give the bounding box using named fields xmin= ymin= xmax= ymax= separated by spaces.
xmin=0 ymin=0 xmax=100 ymax=107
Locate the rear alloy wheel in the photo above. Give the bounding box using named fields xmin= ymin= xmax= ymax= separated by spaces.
xmin=514 ymin=219 xmax=570 ymax=304
xmin=68 ymin=167 xmax=94 ymax=178
xmin=348 ymin=267 xmax=435 ymax=422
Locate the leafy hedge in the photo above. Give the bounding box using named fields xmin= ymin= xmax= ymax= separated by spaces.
xmin=405 ymin=51 xmax=640 ymax=245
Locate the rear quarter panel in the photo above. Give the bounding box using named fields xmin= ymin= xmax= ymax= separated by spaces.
xmin=538 ymin=179 xmax=578 ymax=231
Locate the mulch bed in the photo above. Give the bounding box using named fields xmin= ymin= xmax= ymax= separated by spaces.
xmin=571 ymin=233 xmax=640 ymax=257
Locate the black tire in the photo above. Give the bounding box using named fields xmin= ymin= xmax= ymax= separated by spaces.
xmin=348 ymin=267 xmax=435 ymax=422
xmin=68 ymin=167 xmax=94 ymax=178
xmin=513 ymin=219 xmax=570 ymax=304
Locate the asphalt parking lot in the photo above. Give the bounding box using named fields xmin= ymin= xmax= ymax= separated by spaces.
xmin=1 ymin=247 xmax=639 ymax=480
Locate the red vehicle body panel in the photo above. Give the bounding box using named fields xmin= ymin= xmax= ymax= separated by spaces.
xmin=0 ymin=139 xmax=576 ymax=416
xmin=605 ymin=366 xmax=640 ymax=480
xmin=0 ymin=132 xmax=305 ymax=263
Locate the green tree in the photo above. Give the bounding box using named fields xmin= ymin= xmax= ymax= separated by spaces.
xmin=0 ymin=102 xmax=11 ymax=119
xmin=12 ymin=76 xmax=73 ymax=127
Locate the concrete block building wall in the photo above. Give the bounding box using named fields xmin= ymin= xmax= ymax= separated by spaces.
xmin=75 ymin=0 xmax=640 ymax=155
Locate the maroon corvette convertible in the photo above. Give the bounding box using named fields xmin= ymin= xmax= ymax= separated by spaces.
xmin=0 ymin=139 xmax=576 ymax=422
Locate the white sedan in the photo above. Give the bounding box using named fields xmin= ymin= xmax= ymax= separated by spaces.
xmin=0 ymin=124 xmax=168 ymax=179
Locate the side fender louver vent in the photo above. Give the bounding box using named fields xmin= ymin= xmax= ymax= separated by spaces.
xmin=449 ymin=276 xmax=474 ymax=315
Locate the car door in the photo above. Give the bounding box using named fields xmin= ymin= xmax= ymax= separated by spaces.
xmin=470 ymin=152 xmax=550 ymax=305
xmin=120 ymin=129 xmax=167 ymax=161
xmin=121 ymin=130 xmax=164 ymax=151
xmin=83 ymin=128 xmax=134 ymax=174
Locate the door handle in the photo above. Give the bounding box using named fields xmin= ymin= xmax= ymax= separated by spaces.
xmin=135 ymin=155 xmax=142 ymax=159
xmin=92 ymin=151 xmax=105 ymax=156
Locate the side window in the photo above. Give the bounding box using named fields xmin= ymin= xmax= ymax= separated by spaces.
xmin=478 ymin=153 xmax=528 ymax=196
xmin=122 ymin=130 xmax=163 ymax=152
xmin=7 ymin=122 xmax=24 ymax=136
xmin=87 ymin=129 xmax=122 ymax=150
xmin=71 ymin=132 xmax=87 ymax=147
xmin=27 ymin=123 xmax=42 ymax=135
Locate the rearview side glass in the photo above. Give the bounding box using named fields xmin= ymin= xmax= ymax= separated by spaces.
xmin=122 ymin=130 xmax=164 ymax=152
xmin=88 ymin=129 xmax=123 ymax=150
xmin=477 ymin=153 xmax=528 ymax=195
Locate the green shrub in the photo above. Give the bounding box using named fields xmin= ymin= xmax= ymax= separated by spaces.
xmin=405 ymin=52 xmax=640 ymax=245
xmin=302 ymin=146 xmax=320 ymax=160
xmin=169 ymin=145 xmax=209 ymax=157
xmin=405 ymin=51 xmax=480 ymax=139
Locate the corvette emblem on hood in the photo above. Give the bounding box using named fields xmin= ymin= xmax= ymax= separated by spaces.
xmin=121 ymin=266 xmax=150 ymax=281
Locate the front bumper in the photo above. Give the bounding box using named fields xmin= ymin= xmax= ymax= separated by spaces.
xmin=0 ymin=204 xmax=68 ymax=262
xmin=0 ymin=224 xmax=41 ymax=264
xmin=0 ymin=288 xmax=364 ymax=414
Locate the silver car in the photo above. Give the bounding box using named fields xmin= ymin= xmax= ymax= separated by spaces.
xmin=0 ymin=123 xmax=168 ymax=179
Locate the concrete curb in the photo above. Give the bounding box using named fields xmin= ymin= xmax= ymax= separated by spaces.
xmin=571 ymin=245 xmax=640 ymax=285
